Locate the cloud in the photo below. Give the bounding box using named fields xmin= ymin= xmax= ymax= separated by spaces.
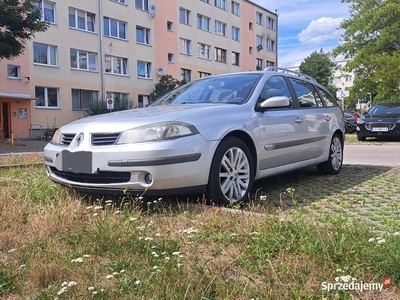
xmin=298 ymin=17 xmax=344 ymax=44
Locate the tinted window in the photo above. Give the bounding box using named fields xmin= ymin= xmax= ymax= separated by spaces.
xmin=288 ymin=78 xmax=323 ymax=108
xmin=316 ymin=86 xmax=338 ymax=107
xmin=258 ymin=75 xmax=292 ymax=108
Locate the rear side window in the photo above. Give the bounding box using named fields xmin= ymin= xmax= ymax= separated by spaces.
xmin=316 ymin=86 xmax=338 ymax=107
xmin=288 ymin=78 xmax=323 ymax=108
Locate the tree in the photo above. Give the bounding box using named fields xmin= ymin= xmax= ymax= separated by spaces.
xmin=150 ymin=74 xmax=186 ymax=102
xmin=333 ymin=0 xmax=400 ymax=102
xmin=299 ymin=49 xmax=337 ymax=95
xmin=85 ymin=96 xmax=133 ymax=116
xmin=0 ymin=0 xmax=49 ymax=60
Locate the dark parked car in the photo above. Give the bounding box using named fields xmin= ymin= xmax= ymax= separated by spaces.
xmin=344 ymin=111 xmax=358 ymax=133
xmin=357 ymin=103 xmax=400 ymax=141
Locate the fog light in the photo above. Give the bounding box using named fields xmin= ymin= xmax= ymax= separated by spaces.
xmin=144 ymin=173 xmax=153 ymax=184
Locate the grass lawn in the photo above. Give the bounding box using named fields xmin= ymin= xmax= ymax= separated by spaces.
xmin=0 ymin=146 xmax=399 ymax=299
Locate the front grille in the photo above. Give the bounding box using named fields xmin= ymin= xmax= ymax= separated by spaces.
xmin=50 ymin=167 xmax=130 ymax=184
xmin=91 ymin=133 xmax=121 ymax=146
xmin=61 ymin=133 xmax=76 ymax=145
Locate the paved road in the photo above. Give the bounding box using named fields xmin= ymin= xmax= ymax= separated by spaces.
xmin=1 ymin=139 xmax=399 ymax=166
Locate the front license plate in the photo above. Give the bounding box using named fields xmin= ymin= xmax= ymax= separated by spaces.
xmin=61 ymin=151 xmax=92 ymax=173
xmin=371 ymin=127 xmax=388 ymax=132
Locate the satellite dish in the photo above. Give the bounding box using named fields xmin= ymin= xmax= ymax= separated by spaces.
xmin=157 ymin=67 xmax=164 ymax=76
xmin=149 ymin=4 xmax=157 ymax=16
xmin=256 ymin=44 xmax=263 ymax=51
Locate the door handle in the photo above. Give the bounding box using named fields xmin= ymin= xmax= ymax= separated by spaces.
xmin=295 ymin=117 xmax=303 ymax=124
xmin=325 ymin=115 xmax=332 ymax=121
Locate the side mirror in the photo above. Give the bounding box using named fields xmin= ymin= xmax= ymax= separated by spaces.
xmin=260 ymin=96 xmax=290 ymax=109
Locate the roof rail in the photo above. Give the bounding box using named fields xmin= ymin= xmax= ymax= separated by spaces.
xmin=264 ymin=66 xmax=317 ymax=83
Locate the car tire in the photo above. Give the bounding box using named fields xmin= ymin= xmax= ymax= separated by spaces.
xmin=357 ymin=135 xmax=366 ymax=141
xmin=207 ymin=137 xmax=254 ymax=206
xmin=317 ymin=133 xmax=343 ymax=175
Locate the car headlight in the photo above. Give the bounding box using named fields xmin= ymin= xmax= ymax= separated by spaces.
xmin=50 ymin=128 xmax=62 ymax=144
xmin=117 ymin=122 xmax=199 ymax=144
xmin=357 ymin=119 xmax=365 ymax=125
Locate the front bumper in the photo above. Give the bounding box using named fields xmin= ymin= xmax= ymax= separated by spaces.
xmin=44 ymin=134 xmax=217 ymax=195
xmin=357 ymin=124 xmax=400 ymax=139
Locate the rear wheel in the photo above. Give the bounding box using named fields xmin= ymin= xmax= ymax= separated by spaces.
xmin=317 ymin=133 xmax=343 ymax=175
xmin=207 ymin=137 xmax=254 ymax=206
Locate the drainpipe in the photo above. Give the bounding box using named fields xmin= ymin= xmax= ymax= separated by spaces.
xmin=275 ymin=9 xmax=279 ymax=67
xmin=99 ymin=0 xmax=106 ymax=99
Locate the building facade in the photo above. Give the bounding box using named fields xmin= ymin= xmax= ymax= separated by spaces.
xmin=0 ymin=0 xmax=277 ymax=139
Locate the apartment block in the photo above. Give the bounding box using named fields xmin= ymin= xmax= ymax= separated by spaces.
xmin=0 ymin=0 xmax=277 ymax=139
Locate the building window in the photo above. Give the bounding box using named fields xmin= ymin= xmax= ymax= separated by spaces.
xmin=267 ymin=39 xmax=275 ymax=52
xmin=167 ymin=21 xmax=173 ymax=31
xmin=33 ymin=43 xmax=57 ymax=66
xmin=112 ymin=0 xmax=126 ymax=4
xmin=337 ymin=64 xmax=343 ymax=70
xmin=35 ymin=86 xmax=59 ymax=108
xmin=135 ymin=0 xmax=149 ymax=11
xmin=249 ymin=22 xmax=253 ymax=30
xmin=197 ymin=14 xmax=210 ymax=31
xmin=214 ymin=0 xmax=226 ymax=10
xmin=215 ymin=47 xmax=226 ymax=63
xmin=249 ymin=46 xmax=253 ymax=55
xmin=180 ymin=38 xmax=191 ymax=55
xmin=106 ymin=92 xmax=130 ymax=107
xmin=232 ymin=52 xmax=240 ymax=66
xmin=256 ymin=12 xmax=263 ymax=25
xmin=137 ymin=61 xmax=151 ymax=78
xmin=7 ymin=65 xmax=20 ymax=79
xmin=215 ymin=20 xmax=227 ymax=36
xmin=69 ymin=8 xmax=95 ymax=32
xmin=72 ymin=89 xmax=99 ymax=110
xmin=168 ymin=53 xmax=174 ymax=63
xmin=179 ymin=8 xmax=191 ymax=25
xmin=256 ymin=58 xmax=263 ymax=70
xmin=200 ymin=0 xmax=211 ymax=3
xmin=138 ymin=94 xmax=150 ymax=107
xmin=345 ymin=75 xmax=352 ymax=82
xmin=70 ymin=49 xmax=97 ymax=71
xmin=104 ymin=17 xmax=126 ymax=39
xmin=199 ymin=71 xmax=211 ymax=78
xmin=232 ymin=26 xmax=240 ymax=41
xmin=136 ymin=26 xmax=151 ymax=45
xmin=266 ymin=60 xmax=275 ymax=67
xmin=105 ymin=55 xmax=128 ymax=75
xmin=256 ymin=35 xmax=263 ymax=49
xmin=33 ymin=0 xmax=55 ymax=23
xmin=231 ymin=1 xmax=240 ymax=16
xmin=181 ymin=68 xmax=192 ymax=82
xmin=267 ymin=16 xmax=275 ymax=30
xmin=197 ymin=43 xmax=211 ymax=59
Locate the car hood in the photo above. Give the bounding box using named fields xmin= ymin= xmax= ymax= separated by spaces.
xmin=60 ymin=104 xmax=235 ymax=133
xmin=361 ymin=114 xmax=400 ymax=122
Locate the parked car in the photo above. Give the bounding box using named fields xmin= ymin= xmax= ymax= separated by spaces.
xmin=44 ymin=67 xmax=345 ymax=205
xmin=344 ymin=111 xmax=358 ymax=133
xmin=357 ymin=103 xmax=400 ymax=141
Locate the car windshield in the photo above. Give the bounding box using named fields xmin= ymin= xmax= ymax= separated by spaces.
xmin=152 ymin=73 xmax=261 ymax=106
xmin=367 ymin=104 xmax=400 ymax=115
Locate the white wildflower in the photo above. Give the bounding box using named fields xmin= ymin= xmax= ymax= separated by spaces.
xmin=113 ymin=272 xmax=119 ymax=276
xmin=393 ymin=232 xmax=400 ymax=236
xmin=67 ymin=281 xmax=77 ymax=287
xmin=135 ymin=280 xmax=141 ymax=285
xmin=172 ymin=251 xmax=181 ymax=256
xmin=61 ymin=281 xmax=68 ymax=287
xmin=106 ymin=274 xmax=113 ymax=279
xmin=57 ymin=287 xmax=67 ymax=295
xmin=94 ymin=206 xmax=103 ymax=210
xmin=88 ymin=286 xmax=95 ymax=291
xmin=144 ymin=237 xmax=153 ymax=241
xmin=7 ymin=248 xmax=16 ymax=253
xmin=368 ymin=238 xmax=375 ymax=242
xmin=92 ymin=213 xmax=98 ymax=217
xmin=71 ymin=257 xmax=84 ymax=263
xmin=130 ymin=217 xmax=137 ymax=221
xmin=377 ymin=239 xmax=386 ymax=244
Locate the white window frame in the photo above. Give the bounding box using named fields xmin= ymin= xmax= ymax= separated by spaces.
xmin=7 ymin=65 xmax=20 ymax=79
xmin=105 ymin=55 xmax=128 ymax=75
xmin=232 ymin=52 xmax=240 ymax=66
xmin=231 ymin=1 xmax=240 ymax=16
xmin=72 ymin=89 xmax=99 ymax=110
xmin=267 ymin=16 xmax=275 ymax=30
xmin=197 ymin=43 xmax=211 ymax=59
xmin=197 ymin=14 xmax=210 ymax=31
xmin=200 ymin=0 xmax=211 ymax=3
xmin=256 ymin=35 xmax=263 ymax=48
xmin=180 ymin=38 xmax=192 ymax=55
xmin=69 ymin=7 xmax=95 ymax=32
xmin=256 ymin=58 xmax=263 ymax=70
xmin=104 ymin=17 xmax=127 ymax=40
xmin=35 ymin=86 xmax=60 ymax=108
xmin=33 ymin=42 xmax=57 ymax=66
xmin=34 ymin=0 xmax=56 ymax=24
xmin=256 ymin=12 xmax=263 ymax=25
xmin=112 ymin=0 xmax=126 ymax=4
xmin=215 ymin=20 xmax=227 ymax=36
xmin=181 ymin=68 xmax=192 ymax=82
xmin=214 ymin=0 xmax=226 ymax=10
xmin=232 ymin=26 xmax=240 ymax=41
xmin=70 ymin=49 xmax=97 ymax=72
xmin=106 ymin=91 xmax=130 ymax=107
xmin=137 ymin=61 xmax=152 ymax=79
xmin=215 ymin=47 xmax=227 ymax=63
xmin=136 ymin=26 xmax=151 ymax=45
xmin=179 ymin=8 xmax=191 ymax=25
xmin=135 ymin=0 xmax=149 ymax=11
xmin=267 ymin=39 xmax=275 ymax=52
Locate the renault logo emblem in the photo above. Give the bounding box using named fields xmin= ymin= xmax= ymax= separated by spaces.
xmin=76 ymin=133 xmax=84 ymax=147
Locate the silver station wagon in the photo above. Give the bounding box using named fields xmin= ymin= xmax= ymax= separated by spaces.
xmin=44 ymin=67 xmax=345 ymax=205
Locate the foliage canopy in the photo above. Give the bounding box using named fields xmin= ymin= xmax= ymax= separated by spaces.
xmin=0 ymin=0 xmax=49 ymax=60
xmin=150 ymin=74 xmax=186 ymax=101
xmin=333 ymin=0 xmax=400 ymax=103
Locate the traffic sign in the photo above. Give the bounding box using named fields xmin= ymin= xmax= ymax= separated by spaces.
xmin=107 ymin=98 xmax=114 ymax=110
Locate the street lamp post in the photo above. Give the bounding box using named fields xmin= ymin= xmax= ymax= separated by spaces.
xmin=367 ymin=92 xmax=372 ymax=104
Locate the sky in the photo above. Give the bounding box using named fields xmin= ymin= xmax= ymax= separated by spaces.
xmin=251 ymin=0 xmax=351 ymax=67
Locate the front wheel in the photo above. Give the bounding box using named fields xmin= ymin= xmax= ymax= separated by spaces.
xmin=317 ymin=133 xmax=343 ymax=175
xmin=207 ymin=137 xmax=254 ymax=206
